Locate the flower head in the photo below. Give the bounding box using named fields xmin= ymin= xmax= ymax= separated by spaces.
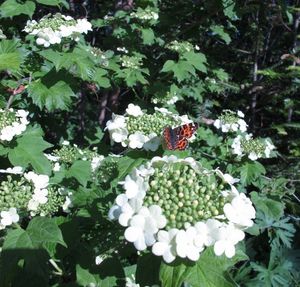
xmin=0 ymin=109 xmax=29 ymax=142
xmin=106 ymin=104 xmax=194 ymax=151
xmin=24 ymin=13 xmax=92 ymax=47
xmin=214 ymin=110 xmax=247 ymax=133
xmin=231 ymin=134 xmax=275 ymax=160
xmin=109 ymin=156 xmax=255 ymax=262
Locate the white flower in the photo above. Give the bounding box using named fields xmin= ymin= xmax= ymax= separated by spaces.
xmin=24 ymin=172 xmax=49 ymax=190
xmin=62 ymin=196 xmax=72 ymax=212
xmin=194 ymin=219 xmax=222 ymax=247
xmin=166 ymin=96 xmax=179 ymax=105
xmin=91 ymin=155 xmax=104 ymax=172
xmin=143 ymin=133 xmax=161 ymax=152
xmin=237 ymin=119 xmax=247 ymax=132
xmin=237 ymin=111 xmax=244 ymax=118
xmin=62 ymin=140 xmax=70 ymax=145
xmin=126 ymin=104 xmax=143 ymax=117
xmin=53 ymin=162 xmax=61 ymax=172
xmin=152 ymin=229 xmax=178 ymax=263
xmin=123 ymin=174 xmax=148 ymax=199
xmin=231 ymin=136 xmax=243 ymax=156
xmin=0 ymin=166 xmax=23 ymax=174
xmin=128 ymin=132 xmax=147 ymax=149
xmin=95 ymin=255 xmax=105 ymax=265
xmin=0 ymin=208 xmax=19 ymax=227
xmin=27 ymin=199 xmax=39 ymax=211
xmin=0 ymin=126 xmax=15 ymax=141
xmin=32 ymin=188 xmax=48 ymax=204
xmin=214 ymin=224 xmax=245 ymax=258
xmin=264 ymin=140 xmax=275 ymax=158
xmin=124 ymin=205 xmax=166 ymax=250
xmin=175 ymin=227 xmax=203 ymax=261
xmin=75 ymin=19 xmax=92 ymax=34
xmin=248 ymin=152 xmax=258 ymax=161
xmin=221 ymin=123 xmax=230 ymax=133
xmin=59 ymin=25 xmax=74 ymax=37
xmin=213 ymin=119 xmax=221 ymax=129
xmin=224 ymin=193 xmax=255 ymax=228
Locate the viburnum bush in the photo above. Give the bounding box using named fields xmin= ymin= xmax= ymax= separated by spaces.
xmin=0 ymin=0 xmax=299 ymax=287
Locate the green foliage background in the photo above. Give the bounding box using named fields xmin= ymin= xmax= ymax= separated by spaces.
xmin=0 ymin=0 xmax=299 ymax=286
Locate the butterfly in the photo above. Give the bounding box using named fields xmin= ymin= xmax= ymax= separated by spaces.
xmin=163 ymin=123 xmax=199 ymax=150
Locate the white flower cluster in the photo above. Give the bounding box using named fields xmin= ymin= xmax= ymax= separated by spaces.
xmin=166 ymin=40 xmax=196 ymax=54
xmin=232 ymin=134 xmax=275 ymax=161
xmin=24 ymin=172 xmax=49 ymax=215
xmin=0 ymin=109 xmax=29 ymax=142
xmin=106 ymin=104 xmax=193 ymax=151
xmin=120 ymin=54 xmax=143 ymax=69
xmin=130 ymin=7 xmax=159 ymax=22
xmin=0 ymin=207 xmax=19 ymax=230
xmin=116 ymin=47 xmax=129 ymax=54
xmin=214 ymin=110 xmax=247 ymax=133
xmin=109 ymin=156 xmax=255 ymax=263
xmin=24 ymin=14 xmax=92 ymax=48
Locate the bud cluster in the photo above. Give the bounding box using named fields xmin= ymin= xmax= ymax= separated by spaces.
xmin=89 ymin=47 xmax=109 ymax=67
xmin=24 ymin=13 xmax=92 ymax=47
xmin=144 ymin=164 xmax=226 ymax=229
xmin=47 ymin=142 xmax=104 ymax=172
xmin=106 ymin=104 xmax=193 ymax=151
xmin=95 ymin=159 xmax=118 ymax=189
xmin=0 ymin=109 xmax=29 ymax=142
xmin=109 ymin=156 xmax=256 ymax=263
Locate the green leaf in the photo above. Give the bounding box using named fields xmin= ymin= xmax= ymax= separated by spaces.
xmin=0 ymin=219 xmax=65 ymax=286
xmin=26 ymin=217 xmax=66 ymax=249
xmin=0 ymin=0 xmax=35 ymax=18
xmin=76 ymin=264 xmax=118 ymax=287
xmin=186 ymin=248 xmax=247 ymax=287
xmin=35 ymin=0 xmax=66 ymax=6
xmin=28 ymin=70 xmax=76 ymax=111
xmin=94 ymin=68 xmax=111 ymax=88
xmin=160 ymin=248 xmax=247 ymax=287
xmin=67 ymin=160 xmax=91 ymax=186
xmin=161 ymin=60 xmax=176 ymax=72
xmin=141 ymin=28 xmax=155 ymax=45
xmin=222 ymin=0 xmax=238 ymax=20
xmin=211 ymin=25 xmax=231 ymax=44
xmin=0 ymin=229 xmax=49 ymax=286
xmin=8 ymin=127 xmax=52 ymax=175
xmin=239 ymin=162 xmax=266 ymax=185
xmin=173 ymin=61 xmax=195 ymax=82
xmin=39 ymin=47 xmax=96 ymax=81
xmin=183 ymin=51 xmax=207 ymax=73
xmin=251 ymin=192 xmax=284 ymax=221
xmin=0 ymin=40 xmax=23 ymax=72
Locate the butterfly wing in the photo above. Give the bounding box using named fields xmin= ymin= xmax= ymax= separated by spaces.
xmin=176 ymin=123 xmax=199 ymax=139
xmin=163 ymin=126 xmax=176 ymax=150
xmin=163 ymin=123 xmax=198 ymax=151
xmin=176 ymin=138 xmax=189 ymax=150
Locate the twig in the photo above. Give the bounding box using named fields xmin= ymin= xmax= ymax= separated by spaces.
xmin=49 ymin=259 xmax=63 ymax=276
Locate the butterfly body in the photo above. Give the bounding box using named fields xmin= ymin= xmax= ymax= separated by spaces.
xmin=163 ymin=123 xmax=198 ymax=150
